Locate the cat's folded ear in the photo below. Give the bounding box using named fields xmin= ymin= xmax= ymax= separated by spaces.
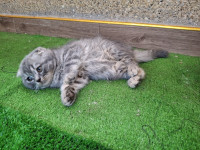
xmin=16 ymin=47 xmax=48 ymax=77
xmin=34 ymin=47 xmax=47 ymax=55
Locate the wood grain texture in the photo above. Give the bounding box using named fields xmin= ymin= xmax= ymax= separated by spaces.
xmin=0 ymin=17 xmax=16 ymax=32
xmin=12 ymin=18 xmax=99 ymax=38
xmin=99 ymin=24 xmax=200 ymax=56
xmin=0 ymin=17 xmax=199 ymax=56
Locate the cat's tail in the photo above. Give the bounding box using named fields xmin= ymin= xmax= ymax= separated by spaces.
xmin=133 ymin=49 xmax=169 ymax=63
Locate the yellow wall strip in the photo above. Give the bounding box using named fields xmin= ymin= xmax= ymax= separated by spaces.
xmin=0 ymin=14 xmax=200 ymax=31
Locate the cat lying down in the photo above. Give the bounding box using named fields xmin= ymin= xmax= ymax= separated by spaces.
xmin=17 ymin=37 xmax=168 ymax=106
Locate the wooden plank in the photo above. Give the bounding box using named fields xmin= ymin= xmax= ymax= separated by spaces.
xmin=41 ymin=20 xmax=99 ymax=38
xmin=13 ymin=18 xmax=99 ymax=38
xmin=14 ymin=19 xmax=42 ymax=35
xmin=0 ymin=16 xmax=199 ymax=56
xmin=0 ymin=17 xmax=16 ymax=32
xmin=99 ymin=24 xmax=200 ymax=56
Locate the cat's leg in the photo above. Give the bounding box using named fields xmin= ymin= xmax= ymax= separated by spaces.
xmin=86 ymin=59 xmax=144 ymax=88
xmin=113 ymin=60 xmax=145 ymax=88
xmin=61 ymin=68 xmax=89 ymax=106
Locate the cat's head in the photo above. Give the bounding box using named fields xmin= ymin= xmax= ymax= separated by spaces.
xmin=17 ymin=47 xmax=57 ymax=90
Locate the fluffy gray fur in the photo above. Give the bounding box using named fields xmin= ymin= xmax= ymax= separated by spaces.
xmin=17 ymin=37 xmax=168 ymax=106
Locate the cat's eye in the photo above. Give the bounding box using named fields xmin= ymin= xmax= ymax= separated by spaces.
xmin=27 ymin=76 xmax=34 ymax=82
xmin=36 ymin=66 xmax=42 ymax=72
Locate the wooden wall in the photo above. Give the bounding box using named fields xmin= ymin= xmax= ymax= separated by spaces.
xmin=0 ymin=17 xmax=200 ymax=56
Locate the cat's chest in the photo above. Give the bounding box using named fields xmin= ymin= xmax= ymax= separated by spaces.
xmin=50 ymin=66 xmax=64 ymax=88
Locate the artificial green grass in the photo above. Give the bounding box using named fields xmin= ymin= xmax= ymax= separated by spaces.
xmin=0 ymin=32 xmax=200 ymax=149
xmin=0 ymin=106 xmax=108 ymax=150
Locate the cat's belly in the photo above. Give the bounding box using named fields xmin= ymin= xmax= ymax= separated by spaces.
xmin=85 ymin=60 xmax=128 ymax=80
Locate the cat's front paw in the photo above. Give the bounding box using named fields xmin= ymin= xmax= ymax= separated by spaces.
xmin=61 ymin=86 xmax=76 ymax=107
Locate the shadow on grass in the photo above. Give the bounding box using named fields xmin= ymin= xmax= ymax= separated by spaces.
xmin=0 ymin=105 xmax=110 ymax=150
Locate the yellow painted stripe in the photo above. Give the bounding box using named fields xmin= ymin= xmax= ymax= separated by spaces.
xmin=1 ymin=14 xmax=200 ymax=31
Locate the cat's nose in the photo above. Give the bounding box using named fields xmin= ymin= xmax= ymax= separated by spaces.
xmin=36 ymin=78 xmax=41 ymax=83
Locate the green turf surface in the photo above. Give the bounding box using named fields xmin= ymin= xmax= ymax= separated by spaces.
xmin=0 ymin=32 xmax=200 ymax=149
xmin=0 ymin=106 xmax=109 ymax=150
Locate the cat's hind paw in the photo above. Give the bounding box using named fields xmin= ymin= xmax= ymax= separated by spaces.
xmin=127 ymin=76 xmax=140 ymax=88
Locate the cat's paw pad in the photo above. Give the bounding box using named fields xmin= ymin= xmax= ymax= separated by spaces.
xmin=127 ymin=76 xmax=140 ymax=88
xmin=61 ymin=87 xmax=76 ymax=107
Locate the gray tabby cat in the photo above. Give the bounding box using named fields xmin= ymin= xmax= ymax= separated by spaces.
xmin=17 ymin=37 xmax=168 ymax=106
